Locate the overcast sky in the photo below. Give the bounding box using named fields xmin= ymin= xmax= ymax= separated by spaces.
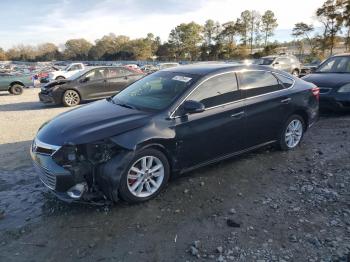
xmin=0 ymin=0 xmax=324 ymax=50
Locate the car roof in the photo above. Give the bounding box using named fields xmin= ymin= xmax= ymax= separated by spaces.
xmin=163 ymin=63 xmax=278 ymax=76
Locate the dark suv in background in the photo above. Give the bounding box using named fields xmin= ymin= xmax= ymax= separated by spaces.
xmin=255 ymin=54 xmax=301 ymax=77
xmin=39 ymin=66 xmax=144 ymax=106
xmin=31 ymin=64 xmax=319 ymax=204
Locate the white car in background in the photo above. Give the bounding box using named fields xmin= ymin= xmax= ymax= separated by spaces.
xmin=49 ymin=63 xmax=85 ymax=81
xmin=158 ymin=62 xmax=180 ymax=70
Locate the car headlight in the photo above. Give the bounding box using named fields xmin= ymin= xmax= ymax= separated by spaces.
xmin=338 ymin=83 xmax=350 ymax=93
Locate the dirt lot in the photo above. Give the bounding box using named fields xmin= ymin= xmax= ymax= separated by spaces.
xmin=0 ymin=89 xmax=349 ymax=262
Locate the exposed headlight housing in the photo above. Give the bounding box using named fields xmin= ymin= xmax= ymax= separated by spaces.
xmin=338 ymin=83 xmax=350 ymax=93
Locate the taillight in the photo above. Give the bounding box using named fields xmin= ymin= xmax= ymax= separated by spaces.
xmin=312 ymin=87 xmax=320 ymax=100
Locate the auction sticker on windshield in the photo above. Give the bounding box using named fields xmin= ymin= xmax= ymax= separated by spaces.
xmin=172 ymin=76 xmax=192 ymax=82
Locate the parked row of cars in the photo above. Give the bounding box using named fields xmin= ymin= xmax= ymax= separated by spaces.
xmin=31 ymin=62 xmax=321 ymax=203
xmin=2 ymin=54 xmax=350 ymax=113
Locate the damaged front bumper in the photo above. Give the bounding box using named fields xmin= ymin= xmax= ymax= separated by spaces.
xmin=30 ymin=138 xmax=133 ymax=203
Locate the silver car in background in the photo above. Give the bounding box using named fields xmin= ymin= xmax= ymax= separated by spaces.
xmin=255 ymin=54 xmax=301 ymax=77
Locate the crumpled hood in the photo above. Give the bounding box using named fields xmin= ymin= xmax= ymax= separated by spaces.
xmin=44 ymin=79 xmax=71 ymax=89
xmin=37 ymin=99 xmax=151 ymax=146
xmin=302 ymin=73 xmax=350 ymax=89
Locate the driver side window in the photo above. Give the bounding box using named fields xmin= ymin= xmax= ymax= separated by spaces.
xmin=83 ymin=69 xmax=106 ymax=81
xmin=187 ymin=73 xmax=240 ymax=108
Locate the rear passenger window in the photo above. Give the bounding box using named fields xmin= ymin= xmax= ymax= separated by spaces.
xmin=108 ymin=68 xmax=123 ymax=78
xmin=239 ymin=71 xmax=282 ymax=97
xmin=274 ymin=74 xmax=294 ymax=88
xmin=188 ymin=73 xmax=240 ymax=108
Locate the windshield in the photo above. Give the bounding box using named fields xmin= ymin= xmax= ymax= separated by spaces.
xmin=254 ymin=58 xmax=275 ymax=65
xmin=316 ymin=56 xmax=350 ymax=73
xmin=67 ymin=69 xmax=90 ymax=80
xmin=111 ymin=71 xmax=199 ymax=111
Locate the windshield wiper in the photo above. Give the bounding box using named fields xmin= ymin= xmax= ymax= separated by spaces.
xmin=116 ymin=103 xmax=136 ymax=110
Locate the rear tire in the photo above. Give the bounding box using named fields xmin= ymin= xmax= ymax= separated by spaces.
xmin=62 ymin=90 xmax=80 ymax=107
xmin=119 ymin=148 xmax=170 ymax=203
xmin=56 ymin=76 xmax=65 ymax=80
xmin=278 ymin=115 xmax=305 ymax=151
xmin=10 ymin=84 xmax=24 ymax=95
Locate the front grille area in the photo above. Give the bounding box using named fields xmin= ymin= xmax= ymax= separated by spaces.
xmin=34 ymin=162 xmax=56 ymax=190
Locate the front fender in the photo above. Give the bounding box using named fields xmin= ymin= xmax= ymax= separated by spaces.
xmin=110 ymin=121 xmax=175 ymax=151
xmin=97 ymin=150 xmax=135 ymax=202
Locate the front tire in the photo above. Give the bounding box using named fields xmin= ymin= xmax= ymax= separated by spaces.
xmin=10 ymin=84 xmax=24 ymax=95
xmin=278 ymin=115 xmax=305 ymax=150
xmin=62 ymin=90 xmax=80 ymax=107
xmin=119 ymin=148 xmax=170 ymax=203
xmin=56 ymin=76 xmax=65 ymax=80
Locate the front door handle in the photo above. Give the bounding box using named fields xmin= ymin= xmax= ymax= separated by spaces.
xmin=231 ymin=111 xmax=245 ymax=119
xmin=281 ymin=98 xmax=291 ymax=104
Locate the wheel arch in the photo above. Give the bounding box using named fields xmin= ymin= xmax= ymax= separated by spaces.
xmin=9 ymin=81 xmax=25 ymax=88
xmin=291 ymin=109 xmax=309 ymax=131
xmin=55 ymin=76 xmax=66 ymax=80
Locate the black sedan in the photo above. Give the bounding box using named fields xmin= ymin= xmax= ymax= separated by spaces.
xmin=302 ymin=54 xmax=350 ymax=111
xmin=39 ymin=66 xmax=144 ymax=106
xmin=31 ymin=64 xmax=319 ymax=203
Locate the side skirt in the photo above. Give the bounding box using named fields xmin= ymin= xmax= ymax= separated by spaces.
xmin=179 ymin=140 xmax=276 ymax=175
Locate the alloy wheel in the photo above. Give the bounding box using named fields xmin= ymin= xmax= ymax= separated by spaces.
xmin=285 ymin=119 xmax=303 ymax=148
xmin=64 ymin=90 xmax=80 ymax=106
xmin=127 ymin=156 xmax=165 ymax=198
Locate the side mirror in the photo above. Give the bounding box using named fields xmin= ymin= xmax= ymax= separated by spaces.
xmin=80 ymin=76 xmax=90 ymax=83
xmin=273 ymin=62 xmax=279 ymax=66
xmin=182 ymin=100 xmax=205 ymax=115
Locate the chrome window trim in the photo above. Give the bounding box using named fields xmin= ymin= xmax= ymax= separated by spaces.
xmin=169 ymin=69 xmax=295 ymax=119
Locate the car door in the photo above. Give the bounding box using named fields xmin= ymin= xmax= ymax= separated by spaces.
xmin=104 ymin=68 xmax=130 ymax=96
xmin=237 ymin=70 xmax=294 ymax=148
xmin=173 ymin=72 xmax=246 ymax=169
xmin=0 ymin=74 xmax=11 ymax=91
xmin=78 ymin=68 xmax=107 ymax=100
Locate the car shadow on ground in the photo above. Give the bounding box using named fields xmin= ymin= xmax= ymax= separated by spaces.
xmin=0 ymin=138 xmax=277 ymax=231
xmin=0 ymin=101 xmax=63 ymax=111
xmin=319 ymin=109 xmax=350 ymax=118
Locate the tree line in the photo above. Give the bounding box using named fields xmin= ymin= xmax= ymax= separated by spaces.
xmin=292 ymin=0 xmax=350 ymax=60
xmin=1 ymin=0 xmax=349 ymax=62
xmin=0 ymin=9 xmax=278 ymax=62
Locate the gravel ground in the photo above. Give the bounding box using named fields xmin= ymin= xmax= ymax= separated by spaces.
xmin=0 ymin=89 xmax=349 ymax=262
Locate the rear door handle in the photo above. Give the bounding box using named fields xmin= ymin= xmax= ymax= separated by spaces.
xmin=231 ymin=111 xmax=245 ymax=119
xmin=281 ymin=98 xmax=291 ymax=104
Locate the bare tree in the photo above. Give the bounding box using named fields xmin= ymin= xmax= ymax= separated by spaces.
xmin=261 ymin=10 xmax=278 ymax=47
xmin=316 ymin=0 xmax=343 ymax=55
